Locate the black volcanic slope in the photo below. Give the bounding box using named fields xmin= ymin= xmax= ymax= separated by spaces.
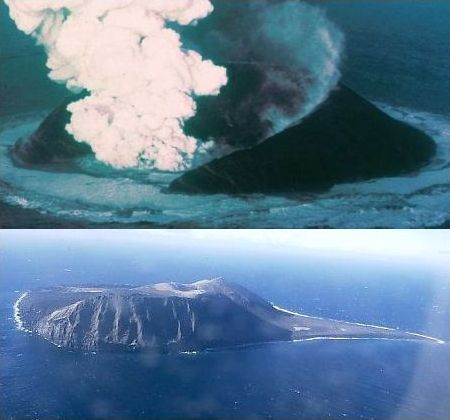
xmin=15 ymin=279 xmax=442 ymax=352
xmin=170 ymin=85 xmax=436 ymax=194
xmin=11 ymin=78 xmax=435 ymax=195
xmin=11 ymin=93 xmax=92 ymax=168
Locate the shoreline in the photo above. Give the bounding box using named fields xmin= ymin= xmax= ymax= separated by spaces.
xmin=13 ymin=292 xmax=30 ymax=332
xmin=272 ymin=305 xmax=446 ymax=344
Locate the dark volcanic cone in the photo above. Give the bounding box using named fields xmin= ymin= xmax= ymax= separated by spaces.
xmin=170 ymin=85 xmax=436 ymax=194
xmin=12 ymin=78 xmax=435 ymax=191
xmin=11 ymin=94 xmax=92 ymax=168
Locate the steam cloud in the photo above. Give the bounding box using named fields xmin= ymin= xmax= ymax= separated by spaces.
xmin=6 ymin=0 xmax=343 ymax=171
xmin=5 ymin=0 xmax=227 ymax=171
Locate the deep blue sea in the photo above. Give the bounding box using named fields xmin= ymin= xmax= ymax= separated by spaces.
xmin=0 ymin=0 xmax=449 ymax=228
xmin=1 ymin=237 xmax=449 ymax=419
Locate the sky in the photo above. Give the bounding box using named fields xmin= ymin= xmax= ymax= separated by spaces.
xmin=1 ymin=229 xmax=448 ymax=263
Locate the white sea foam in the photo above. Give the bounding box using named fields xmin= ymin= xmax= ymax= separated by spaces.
xmin=0 ymin=104 xmax=448 ymax=228
xmin=274 ymin=304 xmax=395 ymax=330
xmin=272 ymin=305 xmax=301 ymax=316
xmin=402 ymin=332 xmax=445 ymax=345
xmin=13 ymin=292 xmax=31 ymax=332
xmin=293 ymin=337 xmax=400 ymax=343
xmin=293 ymin=336 xmax=445 ymax=344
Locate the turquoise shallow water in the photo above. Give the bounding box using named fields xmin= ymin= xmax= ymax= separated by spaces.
xmin=0 ymin=1 xmax=449 ymax=227
xmin=1 ymin=105 xmax=448 ymax=228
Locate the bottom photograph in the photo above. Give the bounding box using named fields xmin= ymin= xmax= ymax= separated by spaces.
xmin=0 ymin=229 xmax=449 ymax=420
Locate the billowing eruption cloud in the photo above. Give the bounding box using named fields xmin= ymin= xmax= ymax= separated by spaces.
xmin=5 ymin=0 xmax=343 ymax=170
xmin=5 ymin=0 xmax=228 ymax=171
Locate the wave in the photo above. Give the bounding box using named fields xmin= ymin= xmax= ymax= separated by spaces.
xmin=189 ymin=336 xmax=446 ymax=356
xmin=293 ymin=336 xmax=445 ymax=344
xmin=13 ymin=292 xmax=30 ymax=332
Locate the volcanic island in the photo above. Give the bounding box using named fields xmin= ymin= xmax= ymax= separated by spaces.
xmin=14 ymin=279 xmax=444 ymax=353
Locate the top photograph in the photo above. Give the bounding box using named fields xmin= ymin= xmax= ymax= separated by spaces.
xmin=0 ymin=0 xmax=449 ymax=228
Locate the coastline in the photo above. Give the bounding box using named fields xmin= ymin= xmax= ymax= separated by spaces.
xmin=272 ymin=305 xmax=446 ymax=344
xmin=13 ymin=292 xmax=30 ymax=332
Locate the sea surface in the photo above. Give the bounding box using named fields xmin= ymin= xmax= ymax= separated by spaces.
xmin=0 ymin=1 xmax=449 ymax=228
xmin=0 ymin=242 xmax=449 ymax=419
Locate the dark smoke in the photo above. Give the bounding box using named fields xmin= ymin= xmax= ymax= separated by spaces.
xmin=180 ymin=0 xmax=344 ymax=150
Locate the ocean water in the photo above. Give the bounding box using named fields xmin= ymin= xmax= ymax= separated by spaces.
xmin=0 ymin=1 xmax=449 ymax=227
xmin=0 ymin=241 xmax=449 ymax=419
xmin=323 ymin=0 xmax=450 ymax=116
